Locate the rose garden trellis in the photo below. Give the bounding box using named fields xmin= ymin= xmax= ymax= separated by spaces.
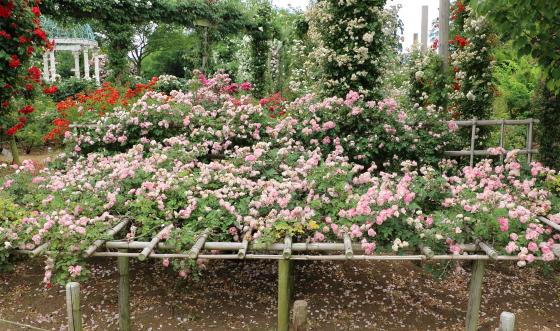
xmin=8 ymin=118 xmax=559 ymax=331
xmin=11 ymin=215 xmax=560 ymax=331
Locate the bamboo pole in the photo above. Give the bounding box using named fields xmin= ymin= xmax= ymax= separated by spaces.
xmin=343 ymin=233 xmax=353 ymax=259
xmin=138 ymin=224 xmax=173 ymax=261
xmin=189 ymin=229 xmax=210 ymax=259
xmin=83 ymin=218 xmax=130 ymax=257
xmin=278 ymin=259 xmax=292 ymax=331
xmin=9 ymin=135 xmax=20 ymax=165
xmin=238 ymin=234 xmax=249 ymax=259
xmin=418 ymin=244 xmax=434 ymax=259
xmin=552 ymin=244 xmax=560 ymax=258
xmin=538 ymin=216 xmax=560 ymax=231
xmin=292 ymin=300 xmax=308 ymax=331
xmin=66 ymin=282 xmax=82 ymax=331
xmin=30 ymin=241 xmax=52 ymax=258
xmin=0 ymin=318 xmax=49 ymax=331
xmin=450 ymin=119 xmax=541 ymax=126
xmin=118 ymin=249 xmax=131 ymax=331
xmin=465 ymin=260 xmax=486 ymax=331
xmin=283 ymin=234 xmax=292 ymax=259
xmin=470 ymin=118 xmax=477 ymax=167
xmin=526 ymin=119 xmax=534 ymax=164
xmin=500 ymin=119 xmax=505 ymax=163
xmin=444 ymin=149 xmax=538 ymax=157
xmin=104 ymin=241 xmax=482 ymax=252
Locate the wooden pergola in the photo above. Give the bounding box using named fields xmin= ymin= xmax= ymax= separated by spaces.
xmin=11 ymin=215 xmax=560 ymax=331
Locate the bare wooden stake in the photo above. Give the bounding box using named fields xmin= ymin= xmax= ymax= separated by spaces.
xmin=66 ymin=282 xmax=82 ymax=331
xmin=292 ymin=300 xmax=308 ymax=331
xmin=118 ymin=249 xmax=131 ymax=331
xmin=465 ymin=260 xmax=486 ymax=331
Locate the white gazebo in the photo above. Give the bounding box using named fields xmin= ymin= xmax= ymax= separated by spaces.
xmin=41 ymin=17 xmax=101 ymax=85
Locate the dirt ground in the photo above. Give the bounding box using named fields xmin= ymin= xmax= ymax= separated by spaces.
xmin=0 ymin=258 xmax=559 ymax=331
xmin=1 ymin=150 xmax=559 ymax=331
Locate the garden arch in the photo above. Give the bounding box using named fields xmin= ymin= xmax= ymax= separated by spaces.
xmin=41 ymin=17 xmax=101 ymax=85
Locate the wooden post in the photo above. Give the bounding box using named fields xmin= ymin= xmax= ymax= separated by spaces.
xmin=292 ymin=300 xmax=307 ymax=331
xmin=66 ymin=282 xmax=82 ymax=331
xmin=118 ymin=249 xmax=131 ymax=331
xmin=278 ymin=259 xmax=293 ymax=331
xmin=465 ymin=260 xmax=485 ymax=331
xmin=499 ymin=312 xmax=515 ymax=331
xmin=413 ymin=33 xmax=419 ymax=47
xmin=438 ymin=0 xmax=450 ymax=70
xmin=421 ymin=5 xmax=428 ymax=52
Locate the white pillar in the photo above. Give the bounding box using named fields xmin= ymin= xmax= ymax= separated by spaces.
xmin=421 ymin=5 xmax=429 ymax=52
xmin=72 ymin=50 xmax=81 ymax=78
xmin=49 ymin=51 xmax=57 ymax=82
xmin=83 ymin=46 xmax=90 ymax=80
xmin=93 ymin=47 xmax=100 ymax=85
xmin=43 ymin=52 xmax=50 ymax=82
xmin=438 ymin=0 xmax=450 ymax=69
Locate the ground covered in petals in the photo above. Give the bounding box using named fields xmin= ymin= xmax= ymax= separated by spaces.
xmin=0 ymin=258 xmax=558 ymax=331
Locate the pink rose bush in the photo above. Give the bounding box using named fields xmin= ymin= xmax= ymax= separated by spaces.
xmin=0 ymin=72 xmax=558 ymax=283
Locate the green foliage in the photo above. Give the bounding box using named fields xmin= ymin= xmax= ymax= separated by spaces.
xmin=52 ymin=77 xmax=98 ymax=102
xmin=533 ymin=82 xmax=560 ymax=168
xmin=471 ymin=0 xmax=560 ymax=92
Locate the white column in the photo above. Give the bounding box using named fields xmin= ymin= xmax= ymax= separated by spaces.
xmin=49 ymin=51 xmax=57 ymax=82
xmin=43 ymin=52 xmax=50 ymax=82
xmin=72 ymin=50 xmax=81 ymax=78
xmin=421 ymin=5 xmax=429 ymax=52
xmin=83 ymin=46 xmax=90 ymax=80
xmin=93 ymin=47 xmax=100 ymax=85
xmin=438 ymin=0 xmax=450 ymax=69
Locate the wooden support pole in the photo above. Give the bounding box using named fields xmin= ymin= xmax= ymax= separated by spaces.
xmin=465 ymin=260 xmax=486 ymax=331
xmin=118 ymin=249 xmax=131 ymax=331
xmin=526 ymin=119 xmax=534 ymax=164
xmin=278 ymin=259 xmax=292 ymax=331
xmin=470 ymin=118 xmax=477 ymax=167
xmin=499 ymin=312 xmax=515 ymax=331
xmin=292 ymin=300 xmax=308 ymax=331
xmin=287 ymin=259 xmax=295 ymax=302
xmin=66 ymin=282 xmax=82 ymax=331
xmin=438 ymin=0 xmax=450 ymax=70
xmin=421 ymin=5 xmax=428 ymax=52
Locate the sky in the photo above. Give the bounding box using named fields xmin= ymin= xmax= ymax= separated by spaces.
xmin=271 ymin=0 xmax=442 ymax=50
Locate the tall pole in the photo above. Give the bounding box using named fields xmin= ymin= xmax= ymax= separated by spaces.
xmin=118 ymin=249 xmax=131 ymax=331
xmin=438 ymin=0 xmax=450 ymax=69
xmin=421 ymin=5 xmax=428 ymax=52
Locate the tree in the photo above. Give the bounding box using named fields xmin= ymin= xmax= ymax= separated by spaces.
xmin=130 ymin=23 xmax=189 ymax=77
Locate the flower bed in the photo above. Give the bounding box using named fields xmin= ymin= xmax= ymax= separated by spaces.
xmin=1 ymin=73 xmax=558 ymax=285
